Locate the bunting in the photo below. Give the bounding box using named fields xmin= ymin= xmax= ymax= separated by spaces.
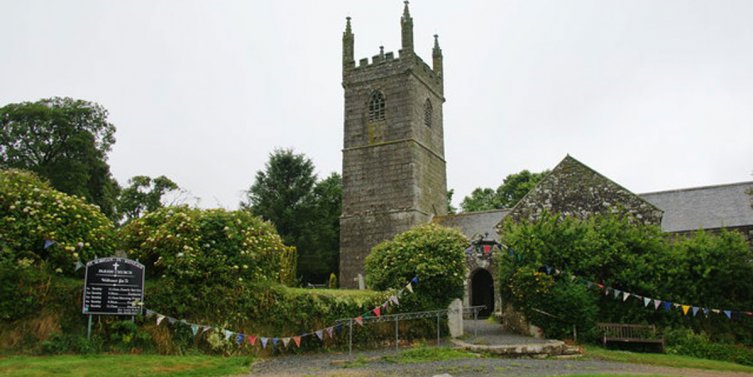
xmin=538 ymin=266 xmax=752 ymax=322
xmin=135 ymin=276 xmax=419 ymax=352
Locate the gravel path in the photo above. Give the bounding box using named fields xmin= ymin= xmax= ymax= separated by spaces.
xmin=243 ymin=347 xmax=753 ymax=377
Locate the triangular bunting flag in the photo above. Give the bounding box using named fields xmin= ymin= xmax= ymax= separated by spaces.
xmin=202 ymin=326 xmax=211 ymax=334
xmin=157 ymin=315 xmax=165 ymax=326
xmin=682 ymin=305 xmax=690 ymax=315
xmin=373 ymin=307 xmax=381 ymax=318
xmin=724 ymin=310 xmax=732 ymax=319
xmin=411 ymin=276 xmax=419 ymax=286
xmin=223 ymin=330 xmax=233 ymax=340
xmin=623 ymin=292 xmax=631 ymax=302
xmin=746 ymin=312 xmax=753 ymax=317
xmin=282 ymin=337 xmax=290 ymax=348
xmin=293 ymin=336 xmax=301 ymax=348
xmin=390 ymin=295 xmax=399 ymax=306
xmin=703 ymin=308 xmax=710 ymax=317
xmin=248 ymin=335 xmax=256 ymax=346
xmin=604 ymin=288 xmax=610 ymax=296
xmin=44 ymin=240 xmax=55 ymax=249
xmin=191 ymin=324 xmax=199 ymax=336
xmin=586 ymin=282 xmax=593 ymax=289
xmin=236 ymin=333 xmax=244 ymax=345
xmin=406 ymin=283 xmax=413 ymax=293
xmin=692 ymin=307 xmax=700 ymax=317
xmin=643 ymin=297 xmax=651 ymax=307
xmin=272 ymin=338 xmax=280 ymax=348
xmin=382 ymin=301 xmax=388 ymax=309
xmin=326 ymin=327 xmax=334 ymax=338
xmin=75 ymin=261 xmax=84 ymax=271
xmin=570 ymin=275 xmax=576 ymax=282
xmin=673 ymin=303 xmax=681 ymax=308
xmin=261 ymin=337 xmax=268 ymax=349
xmin=596 ymin=283 xmax=604 ymax=289
xmin=315 ymin=330 xmax=324 ymax=341
xmin=664 ymin=302 xmax=672 ymax=312
xmin=654 ymin=299 xmax=662 ymax=310
xmin=613 ymin=289 xmax=622 ymax=299
xmin=354 ymin=316 xmax=363 ymax=326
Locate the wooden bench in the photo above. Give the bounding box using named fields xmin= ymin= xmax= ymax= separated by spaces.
xmin=596 ymin=323 xmax=664 ymax=352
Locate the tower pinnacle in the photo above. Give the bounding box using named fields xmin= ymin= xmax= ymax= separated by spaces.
xmin=342 ymin=16 xmax=354 ymax=71
xmin=400 ymin=1 xmax=414 ymax=54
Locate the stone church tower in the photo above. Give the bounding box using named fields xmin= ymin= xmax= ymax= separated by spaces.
xmin=339 ymin=2 xmax=448 ymax=288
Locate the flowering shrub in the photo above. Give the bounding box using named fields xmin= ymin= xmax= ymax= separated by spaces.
xmin=0 ymin=169 xmax=115 ymax=274
xmin=119 ymin=206 xmax=294 ymax=286
xmin=365 ymin=223 xmax=467 ymax=309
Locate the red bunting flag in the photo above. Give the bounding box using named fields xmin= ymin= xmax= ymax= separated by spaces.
xmin=373 ymin=307 xmax=381 ymax=318
xmin=294 ymin=336 xmax=301 ymax=348
xmin=354 ymin=316 xmax=364 ymax=326
xmin=247 ymin=335 xmax=256 ymax=346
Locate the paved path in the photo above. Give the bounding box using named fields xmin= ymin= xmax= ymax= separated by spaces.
xmin=245 ymin=347 xmax=753 ymax=377
xmin=462 ymin=319 xmax=552 ymax=345
xmin=242 ymin=320 xmax=753 ymax=377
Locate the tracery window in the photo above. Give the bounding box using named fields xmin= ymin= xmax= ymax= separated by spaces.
xmin=368 ymin=91 xmax=385 ymax=121
xmin=423 ymin=99 xmax=432 ymax=127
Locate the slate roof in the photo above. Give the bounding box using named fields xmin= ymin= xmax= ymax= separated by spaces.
xmin=639 ymin=182 xmax=753 ymax=233
xmin=432 ymin=209 xmax=510 ymax=241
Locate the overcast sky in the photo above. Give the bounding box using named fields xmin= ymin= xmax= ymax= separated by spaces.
xmin=2 ymin=0 xmax=752 ymax=209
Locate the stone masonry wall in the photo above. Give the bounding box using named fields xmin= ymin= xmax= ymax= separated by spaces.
xmin=340 ymin=51 xmax=447 ymax=288
xmin=504 ymin=155 xmax=664 ymax=226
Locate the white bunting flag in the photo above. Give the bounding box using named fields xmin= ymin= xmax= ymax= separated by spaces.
xmin=157 ymin=315 xmax=165 ymax=326
xmin=406 ymin=283 xmax=413 ymax=293
xmin=643 ymin=297 xmax=651 ymax=307
xmin=315 ymin=330 xmax=324 ymax=341
xmin=622 ymin=292 xmax=630 ymax=302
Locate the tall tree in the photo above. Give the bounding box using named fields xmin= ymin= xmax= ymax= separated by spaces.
xmin=460 ymin=169 xmax=549 ymax=212
xmin=0 ymin=97 xmax=119 ymax=218
xmin=243 ymin=149 xmax=341 ymax=284
xmin=117 ymin=175 xmax=179 ymax=224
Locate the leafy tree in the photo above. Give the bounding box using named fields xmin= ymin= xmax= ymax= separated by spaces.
xmin=460 ymin=187 xmax=499 ymax=212
xmin=242 ymin=149 xmax=341 ymax=284
xmin=0 ymin=169 xmax=115 ymax=274
xmin=119 ymin=206 xmax=293 ymax=286
xmin=460 ymin=169 xmax=549 ymax=212
xmin=117 ymin=175 xmax=179 ymax=223
xmin=0 ymin=97 xmax=119 ymax=218
xmin=299 ymin=173 xmax=341 ymax=283
xmin=446 ymin=189 xmax=457 ymax=214
xmin=365 ymin=223 xmax=468 ymax=310
xmin=499 ymin=212 xmax=753 ymax=343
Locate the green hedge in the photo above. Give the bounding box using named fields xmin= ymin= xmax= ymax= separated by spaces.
xmin=0 ymin=271 xmax=442 ymax=355
xmin=118 ymin=206 xmax=295 ymax=287
xmin=500 ymin=212 xmax=753 ymax=345
xmin=0 ymin=169 xmax=115 ymax=275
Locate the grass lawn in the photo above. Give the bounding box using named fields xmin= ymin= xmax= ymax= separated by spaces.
xmin=0 ymin=354 xmax=251 ymax=377
xmin=584 ymin=345 xmax=753 ymax=373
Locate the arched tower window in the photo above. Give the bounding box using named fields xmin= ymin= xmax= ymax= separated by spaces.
xmin=423 ymin=99 xmax=432 ymax=127
xmin=368 ymin=91 xmax=385 ymax=121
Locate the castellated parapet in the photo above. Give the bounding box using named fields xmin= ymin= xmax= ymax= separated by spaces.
xmin=339 ymin=2 xmax=448 ymax=288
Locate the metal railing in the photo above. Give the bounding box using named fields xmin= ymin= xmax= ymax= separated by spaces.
xmin=334 ymin=305 xmax=486 ymax=354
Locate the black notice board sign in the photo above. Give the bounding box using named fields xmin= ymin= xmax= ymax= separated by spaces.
xmin=82 ymin=257 xmax=145 ymax=315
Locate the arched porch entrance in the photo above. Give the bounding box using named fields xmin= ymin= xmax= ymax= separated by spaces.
xmin=470 ymin=268 xmax=495 ymax=318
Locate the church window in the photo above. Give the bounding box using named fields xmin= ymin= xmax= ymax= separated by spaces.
xmin=368 ymin=91 xmax=385 ymax=121
xmin=423 ymin=99 xmax=432 ymax=127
